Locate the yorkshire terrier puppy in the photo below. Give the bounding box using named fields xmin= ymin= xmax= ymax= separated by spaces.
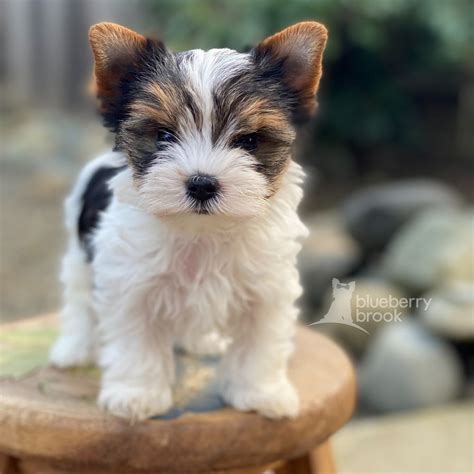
xmin=50 ymin=21 xmax=328 ymax=421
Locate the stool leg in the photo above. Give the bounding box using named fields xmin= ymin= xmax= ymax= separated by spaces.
xmin=310 ymin=441 xmax=336 ymax=474
xmin=274 ymin=440 xmax=336 ymax=474
xmin=0 ymin=453 xmax=20 ymax=474
xmin=274 ymin=453 xmax=312 ymax=473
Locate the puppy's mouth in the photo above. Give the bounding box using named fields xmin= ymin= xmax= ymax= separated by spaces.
xmin=194 ymin=207 xmax=210 ymax=215
xmin=189 ymin=199 xmax=215 ymax=215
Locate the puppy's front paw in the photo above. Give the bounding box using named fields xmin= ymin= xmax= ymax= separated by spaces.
xmin=49 ymin=335 xmax=95 ymax=368
xmin=221 ymin=377 xmax=299 ymax=419
xmin=98 ymin=383 xmax=173 ymax=421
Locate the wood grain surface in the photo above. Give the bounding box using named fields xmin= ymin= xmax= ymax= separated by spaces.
xmin=0 ymin=315 xmax=356 ymax=473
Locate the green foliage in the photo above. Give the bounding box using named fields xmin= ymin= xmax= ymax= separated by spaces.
xmin=143 ymin=0 xmax=471 ymax=59
xmin=143 ymin=0 xmax=472 ymax=178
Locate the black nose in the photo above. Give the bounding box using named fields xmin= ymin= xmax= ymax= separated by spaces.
xmin=187 ymin=175 xmax=219 ymax=202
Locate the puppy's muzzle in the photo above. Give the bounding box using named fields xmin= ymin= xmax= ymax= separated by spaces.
xmin=186 ymin=175 xmax=219 ymax=202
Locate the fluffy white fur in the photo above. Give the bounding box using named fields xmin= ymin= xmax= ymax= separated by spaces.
xmin=50 ymin=48 xmax=309 ymax=421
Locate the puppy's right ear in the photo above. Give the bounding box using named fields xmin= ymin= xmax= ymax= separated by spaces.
xmin=253 ymin=22 xmax=328 ymax=122
xmin=89 ymin=22 xmax=165 ymax=130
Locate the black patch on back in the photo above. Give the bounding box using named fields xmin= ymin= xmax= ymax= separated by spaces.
xmin=78 ymin=165 xmax=126 ymax=261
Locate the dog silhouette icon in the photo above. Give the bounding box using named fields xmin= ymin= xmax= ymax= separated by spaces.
xmin=310 ymin=278 xmax=368 ymax=333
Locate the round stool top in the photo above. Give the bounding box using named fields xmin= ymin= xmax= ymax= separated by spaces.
xmin=0 ymin=314 xmax=355 ymax=473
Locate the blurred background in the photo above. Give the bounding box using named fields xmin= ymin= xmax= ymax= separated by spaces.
xmin=1 ymin=0 xmax=473 ymax=472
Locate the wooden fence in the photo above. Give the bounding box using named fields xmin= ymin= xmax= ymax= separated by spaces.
xmin=1 ymin=0 xmax=143 ymax=109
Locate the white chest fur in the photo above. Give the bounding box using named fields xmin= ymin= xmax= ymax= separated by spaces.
xmin=92 ymin=200 xmax=250 ymax=333
xmin=91 ymin=160 xmax=307 ymax=338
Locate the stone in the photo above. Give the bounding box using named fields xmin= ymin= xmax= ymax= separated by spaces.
xmin=381 ymin=209 xmax=473 ymax=293
xmin=342 ymin=180 xmax=462 ymax=253
xmin=299 ymin=212 xmax=361 ymax=317
xmin=443 ymin=231 xmax=474 ymax=283
xmin=421 ymin=281 xmax=474 ymax=341
xmin=358 ymin=320 xmax=464 ymax=412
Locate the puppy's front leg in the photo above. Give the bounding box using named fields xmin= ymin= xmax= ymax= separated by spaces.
xmin=96 ymin=289 xmax=174 ymax=421
xmin=219 ymin=300 xmax=299 ymax=419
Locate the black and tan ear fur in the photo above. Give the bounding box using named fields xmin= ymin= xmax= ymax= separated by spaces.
xmin=252 ymin=21 xmax=328 ymax=120
xmin=89 ymin=22 xmax=166 ymax=131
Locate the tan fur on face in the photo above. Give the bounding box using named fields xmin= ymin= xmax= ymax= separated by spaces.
xmin=141 ymin=82 xmax=202 ymax=131
xmin=129 ymin=98 xmax=179 ymax=131
xmin=225 ymin=97 xmax=296 ymax=194
xmin=237 ymin=97 xmax=295 ymax=143
xmin=145 ymin=83 xmax=179 ymax=118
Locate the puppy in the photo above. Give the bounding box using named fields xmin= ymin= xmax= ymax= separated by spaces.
xmin=50 ymin=21 xmax=328 ymax=421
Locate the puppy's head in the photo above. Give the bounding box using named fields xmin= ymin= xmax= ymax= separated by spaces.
xmin=89 ymin=22 xmax=327 ymax=219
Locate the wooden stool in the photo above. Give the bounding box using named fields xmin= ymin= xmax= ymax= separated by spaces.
xmin=0 ymin=314 xmax=355 ymax=474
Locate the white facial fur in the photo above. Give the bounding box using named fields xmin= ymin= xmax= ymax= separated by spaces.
xmin=115 ymin=49 xmax=284 ymax=221
xmin=113 ymin=140 xmax=269 ymax=219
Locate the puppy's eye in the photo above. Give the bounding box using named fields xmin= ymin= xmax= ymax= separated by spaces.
xmin=156 ymin=129 xmax=176 ymax=147
xmin=233 ymin=133 xmax=258 ymax=153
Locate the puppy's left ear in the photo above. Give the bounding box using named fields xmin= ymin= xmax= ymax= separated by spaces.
xmin=253 ymin=21 xmax=328 ymax=120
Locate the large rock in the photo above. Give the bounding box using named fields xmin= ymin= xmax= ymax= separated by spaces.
xmin=381 ymin=209 xmax=473 ymax=293
xmin=299 ymin=212 xmax=361 ymax=317
xmin=442 ymin=230 xmax=474 ymax=283
xmin=342 ymin=180 xmax=462 ymax=253
xmin=358 ymin=320 xmax=463 ymax=412
xmin=421 ymin=281 xmax=474 ymax=341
